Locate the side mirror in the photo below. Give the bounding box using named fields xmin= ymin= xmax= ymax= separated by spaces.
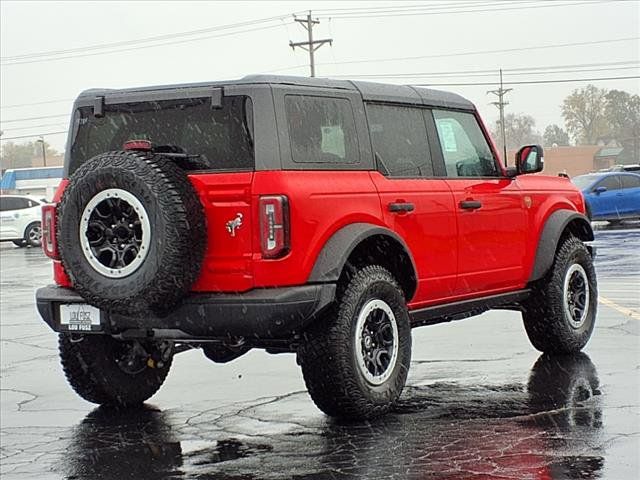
xmin=515 ymin=144 xmax=544 ymax=175
xmin=594 ymin=186 xmax=607 ymax=194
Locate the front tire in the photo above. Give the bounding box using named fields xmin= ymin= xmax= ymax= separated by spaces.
xmin=59 ymin=334 xmax=173 ymax=406
xmin=297 ymin=265 xmax=412 ymax=419
xmin=523 ymin=236 xmax=597 ymax=353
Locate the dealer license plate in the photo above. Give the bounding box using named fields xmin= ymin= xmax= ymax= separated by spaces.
xmin=60 ymin=304 xmax=102 ymax=332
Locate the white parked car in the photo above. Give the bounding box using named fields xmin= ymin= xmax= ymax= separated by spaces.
xmin=0 ymin=195 xmax=44 ymax=247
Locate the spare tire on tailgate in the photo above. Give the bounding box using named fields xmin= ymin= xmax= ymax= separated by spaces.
xmin=58 ymin=150 xmax=206 ymax=315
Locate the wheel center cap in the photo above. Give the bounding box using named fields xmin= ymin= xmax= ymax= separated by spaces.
xmin=363 ymin=335 xmax=373 ymax=349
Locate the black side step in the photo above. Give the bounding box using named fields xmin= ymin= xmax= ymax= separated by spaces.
xmin=409 ymin=289 xmax=530 ymax=327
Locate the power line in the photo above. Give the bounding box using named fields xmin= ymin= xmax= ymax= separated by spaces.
xmin=315 ymin=1 xmax=517 ymax=14
xmin=412 ymin=75 xmax=640 ymax=87
xmin=1 ymin=114 xmax=70 ymax=124
xmin=332 ymin=61 xmax=640 ymax=79
xmin=1 ymin=22 xmax=294 ymax=66
xmin=1 ymin=99 xmax=74 ymax=109
xmin=0 ymin=123 xmax=69 ymax=132
xmin=316 ymin=0 xmax=613 ymax=18
xmin=1 ymin=13 xmax=297 ymax=61
xmin=0 ymin=131 xmax=67 ymax=141
xmin=2 ymin=70 xmax=636 ymax=127
xmin=267 ymin=37 xmax=640 ymax=72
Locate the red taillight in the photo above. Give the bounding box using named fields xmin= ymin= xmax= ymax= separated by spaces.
xmin=259 ymin=195 xmax=289 ymax=259
xmin=123 ymin=139 xmax=152 ymax=151
xmin=42 ymin=203 xmax=59 ymax=259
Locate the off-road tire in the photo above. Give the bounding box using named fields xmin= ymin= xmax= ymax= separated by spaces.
xmin=25 ymin=222 xmax=42 ymax=247
xmin=57 ymin=151 xmax=206 ymax=314
xmin=523 ymin=236 xmax=597 ymax=353
xmin=59 ymin=334 xmax=172 ymax=406
xmin=297 ymin=265 xmax=412 ymax=419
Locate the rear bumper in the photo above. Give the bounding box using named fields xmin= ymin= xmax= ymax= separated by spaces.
xmin=35 ymin=284 xmax=336 ymax=340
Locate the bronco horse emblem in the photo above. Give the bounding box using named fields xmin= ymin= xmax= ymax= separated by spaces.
xmin=225 ymin=213 xmax=243 ymax=237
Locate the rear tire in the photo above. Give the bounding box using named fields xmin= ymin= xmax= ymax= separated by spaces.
xmin=297 ymin=265 xmax=412 ymax=419
xmin=523 ymin=236 xmax=597 ymax=353
xmin=59 ymin=334 xmax=173 ymax=406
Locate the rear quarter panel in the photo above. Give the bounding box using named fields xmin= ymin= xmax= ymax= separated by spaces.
xmin=251 ymin=171 xmax=383 ymax=287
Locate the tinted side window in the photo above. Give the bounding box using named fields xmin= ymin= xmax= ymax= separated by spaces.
xmin=597 ymin=176 xmax=621 ymax=191
xmin=285 ymin=95 xmax=359 ymax=164
xmin=621 ymin=175 xmax=640 ymax=189
xmin=432 ymin=110 xmax=498 ymax=178
xmin=0 ymin=197 xmax=26 ymax=211
xmin=366 ymin=104 xmax=434 ymax=177
xmin=0 ymin=197 xmax=14 ymax=211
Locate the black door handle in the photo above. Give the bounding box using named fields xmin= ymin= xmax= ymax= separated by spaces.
xmin=459 ymin=200 xmax=482 ymax=210
xmin=388 ymin=202 xmax=415 ymax=213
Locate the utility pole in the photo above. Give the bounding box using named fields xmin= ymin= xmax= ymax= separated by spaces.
xmin=487 ymin=69 xmax=512 ymax=166
xmin=37 ymin=136 xmax=47 ymax=166
xmin=289 ymin=11 xmax=332 ymax=77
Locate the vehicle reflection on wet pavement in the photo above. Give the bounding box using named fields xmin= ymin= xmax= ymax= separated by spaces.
xmin=57 ymin=353 xmax=606 ymax=480
xmin=1 ymin=227 xmax=638 ymax=479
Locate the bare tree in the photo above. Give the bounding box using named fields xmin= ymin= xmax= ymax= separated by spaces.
xmin=493 ymin=113 xmax=542 ymax=151
xmin=543 ymin=124 xmax=570 ymax=147
xmin=604 ymin=90 xmax=640 ymax=162
xmin=0 ymin=141 xmax=58 ymax=171
xmin=561 ymin=85 xmax=609 ymax=145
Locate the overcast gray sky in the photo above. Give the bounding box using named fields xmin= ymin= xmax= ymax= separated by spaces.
xmin=1 ymin=0 xmax=638 ymax=151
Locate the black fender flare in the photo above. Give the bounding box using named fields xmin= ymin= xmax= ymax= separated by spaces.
xmin=308 ymin=223 xmax=418 ymax=297
xmin=529 ymin=209 xmax=594 ymax=282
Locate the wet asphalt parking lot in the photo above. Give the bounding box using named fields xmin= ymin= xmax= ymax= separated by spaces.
xmin=1 ymin=227 xmax=639 ymax=480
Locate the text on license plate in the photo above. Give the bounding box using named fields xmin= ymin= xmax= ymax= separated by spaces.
xmin=60 ymin=304 xmax=101 ymax=331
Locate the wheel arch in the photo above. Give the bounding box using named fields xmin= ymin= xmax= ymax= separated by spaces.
xmin=308 ymin=223 xmax=418 ymax=301
xmin=529 ymin=209 xmax=594 ymax=282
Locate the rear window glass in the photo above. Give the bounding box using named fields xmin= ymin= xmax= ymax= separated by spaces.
xmin=285 ymin=95 xmax=359 ymax=164
xmin=70 ymin=96 xmax=254 ymax=174
xmin=572 ymin=175 xmax=598 ymax=189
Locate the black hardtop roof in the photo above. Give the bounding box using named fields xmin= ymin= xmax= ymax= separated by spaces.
xmin=77 ymin=75 xmax=475 ymax=110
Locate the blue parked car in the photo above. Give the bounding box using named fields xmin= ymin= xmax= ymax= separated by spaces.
xmin=572 ymin=172 xmax=640 ymax=223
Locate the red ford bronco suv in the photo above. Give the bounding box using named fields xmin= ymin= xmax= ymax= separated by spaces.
xmin=36 ymin=76 xmax=596 ymax=419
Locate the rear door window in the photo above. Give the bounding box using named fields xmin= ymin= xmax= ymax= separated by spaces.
xmin=621 ymin=175 xmax=640 ymax=189
xmin=432 ymin=110 xmax=498 ymax=178
xmin=285 ymin=95 xmax=359 ymax=164
xmin=366 ymin=104 xmax=434 ymax=177
xmin=70 ymin=96 xmax=254 ymax=174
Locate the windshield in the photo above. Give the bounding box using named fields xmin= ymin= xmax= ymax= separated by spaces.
xmin=572 ymin=174 xmax=599 ymax=190
xmin=69 ymin=95 xmax=254 ymax=175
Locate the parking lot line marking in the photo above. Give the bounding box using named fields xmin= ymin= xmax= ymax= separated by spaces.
xmin=599 ymin=296 xmax=640 ymax=320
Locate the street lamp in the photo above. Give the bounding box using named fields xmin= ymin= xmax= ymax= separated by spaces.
xmin=36 ymin=136 xmax=47 ymax=167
